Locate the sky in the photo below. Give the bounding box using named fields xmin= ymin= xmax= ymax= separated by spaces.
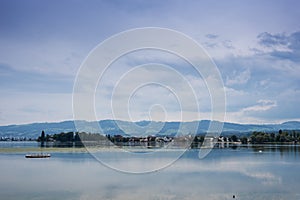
xmin=0 ymin=0 xmax=300 ymax=125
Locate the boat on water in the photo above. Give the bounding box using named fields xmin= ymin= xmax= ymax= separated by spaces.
xmin=25 ymin=153 xmax=51 ymax=158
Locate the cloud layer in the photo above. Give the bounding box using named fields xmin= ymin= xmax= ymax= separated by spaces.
xmin=0 ymin=0 xmax=299 ymax=125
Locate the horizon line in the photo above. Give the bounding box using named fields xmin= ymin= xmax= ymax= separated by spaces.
xmin=1 ymin=119 xmax=300 ymax=127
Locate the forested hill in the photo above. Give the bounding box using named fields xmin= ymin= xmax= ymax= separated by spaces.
xmin=0 ymin=120 xmax=299 ymax=139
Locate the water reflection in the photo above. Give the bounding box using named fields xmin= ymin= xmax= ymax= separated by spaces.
xmin=0 ymin=144 xmax=300 ymax=199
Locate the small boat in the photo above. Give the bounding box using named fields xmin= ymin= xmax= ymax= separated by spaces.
xmin=25 ymin=153 xmax=51 ymax=158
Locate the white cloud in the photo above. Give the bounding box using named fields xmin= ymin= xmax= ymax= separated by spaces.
xmin=224 ymin=99 xmax=279 ymax=124
xmin=226 ymin=68 xmax=251 ymax=86
xmin=242 ymin=99 xmax=277 ymax=112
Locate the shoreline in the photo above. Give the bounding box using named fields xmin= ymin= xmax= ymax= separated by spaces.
xmin=1 ymin=143 xmax=300 ymax=153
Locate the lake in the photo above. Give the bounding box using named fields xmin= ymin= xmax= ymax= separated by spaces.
xmin=0 ymin=142 xmax=299 ymax=200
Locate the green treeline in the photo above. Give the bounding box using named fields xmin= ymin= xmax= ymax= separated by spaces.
xmin=37 ymin=132 xmax=107 ymax=147
xmin=37 ymin=132 xmax=107 ymax=143
xmin=37 ymin=129 xmax=300 ymax=147
xmin=249 ymin=129 xmax=300 ymax=144
xmin=222 ymin=129 xmax=300 ymax=144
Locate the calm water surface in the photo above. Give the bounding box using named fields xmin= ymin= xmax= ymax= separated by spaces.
xmin=0 ymin=143 xmax=299 ymax=200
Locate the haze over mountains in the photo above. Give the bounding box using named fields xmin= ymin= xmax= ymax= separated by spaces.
xmin=1 ymin=120 xmax=300 ymax=139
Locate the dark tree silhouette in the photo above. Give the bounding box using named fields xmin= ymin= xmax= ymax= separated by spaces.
xmin=230 ymin=135 xmax=238 ymax=142
xmin=41 ymin=131 xmax=45 ymax=141
xmin=240 ymin=136 xmax=248 ymax=144
xmin=40 ymin=130 xmax=45 ymax=147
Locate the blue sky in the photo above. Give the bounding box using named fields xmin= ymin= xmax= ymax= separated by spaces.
xmin=0 ymin=0 xmax=300 ymax=125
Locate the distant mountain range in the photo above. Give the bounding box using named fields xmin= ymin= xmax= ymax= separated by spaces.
xmin=0 ymin=120 xmax=300 ymax=139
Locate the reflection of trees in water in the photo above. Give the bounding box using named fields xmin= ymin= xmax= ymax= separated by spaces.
xmin=230 ymin=144 xmax=238 ymax=149
xmin=211 ymin=143 xmax=300 ymax=156
xmin=251 ymin=145 xmax=265 ymax=152
xmin=277 ymin=145 xmax=300 ymax=158
xmin=250 ymin=144 xmax=300 ymax=157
